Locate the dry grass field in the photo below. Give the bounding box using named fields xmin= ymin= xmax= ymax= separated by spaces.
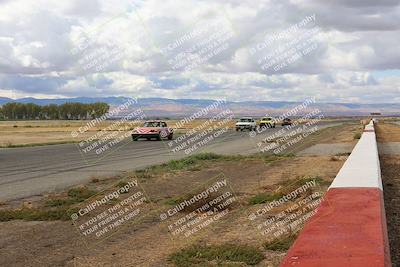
xmin=0 ymin=120 xmax=236 ymax=147
xmin=0 ymin=120 xmax=102 ymax=147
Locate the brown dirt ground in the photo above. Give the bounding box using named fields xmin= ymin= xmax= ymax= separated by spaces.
xmin=320 ymin=124 xmax=363 ymax=144
xmin=0 ymin=155 xmax=345 ymax=267
xmin=376 ymin=122 xmax=400 ymax=266
xmin=380 ymin=155 xmax=400 ymax=267
xmin=277 ymin=123 xmax=360 ymax=155
xmin=376 ymin=122 xmax=400 ymax=142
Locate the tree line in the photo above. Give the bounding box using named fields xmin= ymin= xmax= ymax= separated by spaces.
xmin=0 ymin=102 xmax=110 ymax=120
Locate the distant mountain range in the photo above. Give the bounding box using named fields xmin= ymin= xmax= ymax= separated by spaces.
xmin=1 ymin=96 xmax=399 ymax=117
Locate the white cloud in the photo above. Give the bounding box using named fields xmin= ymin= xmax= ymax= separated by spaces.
xmin=0 ymin=0 xmax=399 ymax=103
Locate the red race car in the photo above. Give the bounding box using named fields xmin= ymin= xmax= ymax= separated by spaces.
xmin=132 ymin=120 xmax=173 ymax=141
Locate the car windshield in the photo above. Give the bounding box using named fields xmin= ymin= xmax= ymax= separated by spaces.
xmin=239 ymin=118 xmax=252 ymax=122
xmin=262 ymin=117 xmax=272 ymax=121
xmin=143 ymin=121 xmax=161 ymax=127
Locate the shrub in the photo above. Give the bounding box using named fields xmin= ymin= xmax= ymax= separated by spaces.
xmin=264 ymin=234 xmax=298 ymax=251
xmin=0 ymin=208 xmax=75 ymax=222
xmin=249 ymin=192 xmax=283 ymax=205
xmin=67 ymin=187 xmax=96 ymax=201
xmin=353 ymin=132 xmax=361 ymax=139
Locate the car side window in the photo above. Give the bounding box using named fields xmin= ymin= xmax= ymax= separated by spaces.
xmin=161 ymin=122 xmax=167 ymax=127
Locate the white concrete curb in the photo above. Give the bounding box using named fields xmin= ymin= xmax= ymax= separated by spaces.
xmin=330 ymin=121 xmax=383 ymax=190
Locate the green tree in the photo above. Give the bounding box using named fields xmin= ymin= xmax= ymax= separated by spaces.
xmin=2 ymin=103 xmax=17 ymax=119
xmin=0 ymin=102 xmax=110 ymax=120
xmin=0 ymin=105 xmax=4 ymax=120
xmin=25 ymin=103 xmax=41 ymax=119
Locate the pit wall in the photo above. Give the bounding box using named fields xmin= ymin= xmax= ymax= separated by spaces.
xmin=280 ymin=120 xmax=392 ymax=267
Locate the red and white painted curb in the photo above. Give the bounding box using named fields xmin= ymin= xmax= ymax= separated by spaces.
xmin=280 ymin=121 xmax=392 ymax=267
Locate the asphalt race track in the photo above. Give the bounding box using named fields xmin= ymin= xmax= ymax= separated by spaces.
xmin=0 ymin=121 xmax=343 ymax=201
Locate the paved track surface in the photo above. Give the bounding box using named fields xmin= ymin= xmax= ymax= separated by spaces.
xmin=0 ymin=122 xmax=342 ymax=201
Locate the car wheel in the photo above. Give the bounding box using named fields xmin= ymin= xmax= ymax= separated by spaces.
xmin=236 ymin=128 xmax=239 ymax=131
xmin=168 ymin=133 xmax=173 ymax=140
xmin=157 ymin=134 xmax=162 ymax=141
xmin=132 ymin=135 xmax=139 ymax=141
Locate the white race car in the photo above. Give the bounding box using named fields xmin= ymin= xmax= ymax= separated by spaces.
xmin=235 ymin=117 xmax=257 ymax=131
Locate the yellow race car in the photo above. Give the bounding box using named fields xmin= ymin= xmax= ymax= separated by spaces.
xmin=259 ymin=117 xmax=276 ymax=129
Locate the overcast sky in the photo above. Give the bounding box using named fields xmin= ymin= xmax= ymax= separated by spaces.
xmin=0 ymin=0 xmax=399 ymax=103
